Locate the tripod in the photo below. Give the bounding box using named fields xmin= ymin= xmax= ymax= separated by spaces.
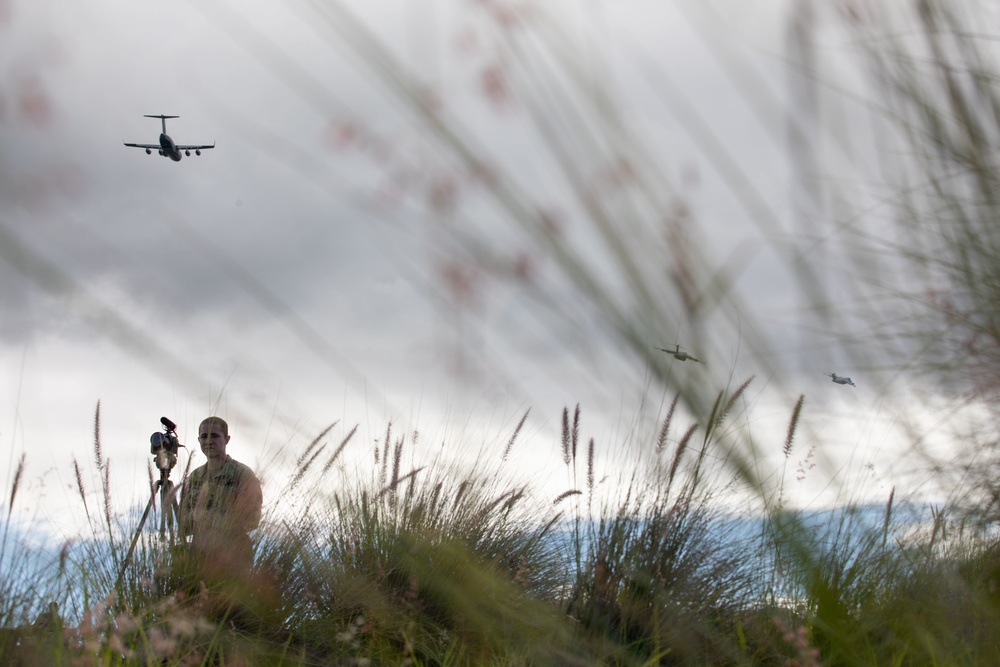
xmin=115 ymin=466 xmax=181 ymax=591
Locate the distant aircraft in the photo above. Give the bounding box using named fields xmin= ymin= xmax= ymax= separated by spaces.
xmin=655 ymin=344 xmax=705 ymax=364
xmin=825 ymin=372 xmax=856 ymax=387
xmin=123 ymin=115 xmax=215 ymax=161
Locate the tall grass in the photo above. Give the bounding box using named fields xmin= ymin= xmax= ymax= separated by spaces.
xmin=831 ymin=0 xmax=1000 ymax=519
xmin=3 ymin=390 xmax=997 ymax=665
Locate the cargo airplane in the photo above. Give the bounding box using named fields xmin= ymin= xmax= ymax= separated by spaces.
xmin=655 ymin=344 xmax=705 ymax=364
xmin=825 ymin=372 xmax=856 ymax=387
xmin=124 ymin=115 xmax=215 ymax=161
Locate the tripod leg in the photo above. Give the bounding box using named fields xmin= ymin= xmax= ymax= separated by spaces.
xmin=168 ymin=497 xmax=180 ymax=545
xmin=115 ymin=482 xmax=160 ymax=591
xmin=162 ymin=480 xmax=178 ymax=546
xmin=152 ymin=480 xmax=184 ymax=597
xmin=159 ymin=480 xmax=168 ymax=541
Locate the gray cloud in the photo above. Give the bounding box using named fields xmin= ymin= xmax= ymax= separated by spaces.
xmin=1 ymin=0 xmax=953 ymax=543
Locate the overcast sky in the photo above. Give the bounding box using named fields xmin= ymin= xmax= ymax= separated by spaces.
xmin=2 ymin=0 xmax=949 ymax=542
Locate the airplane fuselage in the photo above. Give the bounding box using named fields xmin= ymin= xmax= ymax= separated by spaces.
xmin=159 ymin=133 xmax=182 ymax=161
xmin=124 ymin=115 xmax=214 ymax=161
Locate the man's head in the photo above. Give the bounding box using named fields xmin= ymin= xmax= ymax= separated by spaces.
xmin=198 ymin=416 xmax=230 ymax=465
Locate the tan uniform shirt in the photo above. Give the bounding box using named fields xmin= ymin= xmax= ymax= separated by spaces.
xmin=179 ymin=455 xmax=262 ymax=560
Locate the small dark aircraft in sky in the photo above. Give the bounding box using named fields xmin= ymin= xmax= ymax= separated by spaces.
xmin=825 ymin=372 xmax=856 ymax=387
xmin=123 ymin=115 xmax=215 ymax=161
xmin=655 ymin=344 xmax=705 ymax=364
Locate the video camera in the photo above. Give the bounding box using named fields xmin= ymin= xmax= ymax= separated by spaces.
xmin=150 ymin=416 xmax=183 ymax=473
xmin=118 ymin=416 xmax=187 ymax=587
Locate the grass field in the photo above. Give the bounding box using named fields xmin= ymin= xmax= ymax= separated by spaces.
xmin=2 ymin=397 xmax=1000 ymax=666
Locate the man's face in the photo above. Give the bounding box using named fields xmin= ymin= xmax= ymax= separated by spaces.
xmin=198 ymin=424 xmax=230 ymax=462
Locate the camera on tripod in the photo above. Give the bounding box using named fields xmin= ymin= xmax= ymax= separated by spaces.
xmin=118 ymin=416 xmax=187 ymax=589
xmin=150 ymin=416 xmax=182 ymax=473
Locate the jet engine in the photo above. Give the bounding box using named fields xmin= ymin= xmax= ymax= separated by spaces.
xmin=145 ymin=148 xmax=151 ymax=155
xmin=185 ymin=150 xmax=191 ymax=156
xmin=158 ymin=150 xmax=164 ymax=156
xmin=195 ymin=149 xmax=201 ymax=156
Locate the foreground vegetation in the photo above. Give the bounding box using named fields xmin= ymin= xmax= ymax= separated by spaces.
xmin=2 ymin=397 xmax=1000 ymax=667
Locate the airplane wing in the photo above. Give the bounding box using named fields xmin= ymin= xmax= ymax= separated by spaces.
xmin=123 ymin=142 xmax=160 ymax=149
xmin=175 ymin=143 xmax=216 ymax=150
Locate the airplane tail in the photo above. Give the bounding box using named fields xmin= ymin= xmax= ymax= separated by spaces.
xmin=143 ymin=114 xmax=179 ymax=134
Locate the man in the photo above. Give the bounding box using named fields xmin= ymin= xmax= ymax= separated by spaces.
xmin=179 ymin=416 xmax=262 ymax=582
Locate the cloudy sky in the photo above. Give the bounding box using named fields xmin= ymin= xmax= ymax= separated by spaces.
xmin=2 ymin=0 xmax=943 ymax=540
